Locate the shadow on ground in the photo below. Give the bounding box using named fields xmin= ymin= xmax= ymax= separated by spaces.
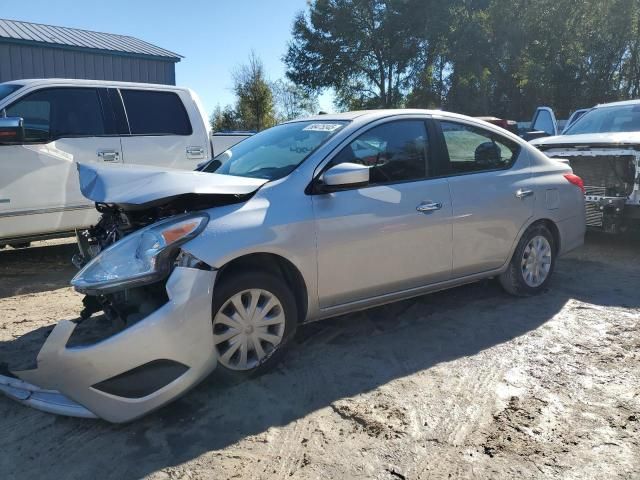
xmin=0 ymin=232 xmax=638 ymax=479
xmin=0 ymin=242 xmax=77 ymax=299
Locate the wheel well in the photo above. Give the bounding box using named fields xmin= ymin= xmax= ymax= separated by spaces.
xmin=217 ymin=253 xmax=309 ymax=322
xmin=530 ymin=219 xmax=561 ymax=253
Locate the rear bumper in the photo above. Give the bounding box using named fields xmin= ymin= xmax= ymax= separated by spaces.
xmin=557 ymin=213 xmax=586 ymax=256
xmin=0 ymin=267 xmax=217 ymax=423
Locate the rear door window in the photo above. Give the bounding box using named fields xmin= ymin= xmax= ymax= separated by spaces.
xmin=5 ymin=87 xmax=105 ymax=142
xmin=120 ymin=90 xmax=192 ymax=136
xmin=440 ymin=121 xmax=520 ymax=175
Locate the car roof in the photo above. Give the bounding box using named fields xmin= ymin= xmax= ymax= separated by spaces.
xmin=292 ymin=109 xmax=476 ymax=123
xmin=287 ymin=109 xmax=528 ymax=146
xmin=0 ymin=78 xmax=190 ymax=91
xmin=594 ymin=99 xmax=640 ymax=109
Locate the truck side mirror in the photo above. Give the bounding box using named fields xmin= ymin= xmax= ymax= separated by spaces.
xmin=0 ymin=117 xmax=25 ymax=144
xmin=531 ymin=107 xmax=558 ymax=136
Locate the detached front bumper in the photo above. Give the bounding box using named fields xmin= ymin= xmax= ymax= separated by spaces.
xmin=0 ymin=267 xmax=217 ymax=423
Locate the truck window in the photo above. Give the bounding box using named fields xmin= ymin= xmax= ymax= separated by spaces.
xmin=5 ymin=88 xmax=105 ymax=142
xmin=120 ymin=90 xmax=192 ymax=136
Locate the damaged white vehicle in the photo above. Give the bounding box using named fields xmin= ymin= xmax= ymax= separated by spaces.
xmin=0 ymin=110 xmax=585 ymax=422
xmin=532 ymin=100 xmax=640 ymax=233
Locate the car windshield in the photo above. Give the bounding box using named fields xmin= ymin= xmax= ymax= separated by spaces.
xmin=205 ymin=120 xmax=347 ymax=180
xmin=564 ymin=104 xmax=640 ymax=135
xmin=0 ymin=84 xmax=22 ymax=103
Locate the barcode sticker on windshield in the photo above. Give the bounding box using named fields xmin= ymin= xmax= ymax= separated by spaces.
xmin=303 ymin=123 xmax=342 ymax=132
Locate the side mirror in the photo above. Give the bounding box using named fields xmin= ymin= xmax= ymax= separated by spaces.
xmin=0 ymin=117 xmax=25 ymax=144
xmin=531 ymin=106 xmax=558 ymax=136
xmin=319 ymin=162 xmax=369 ymax=192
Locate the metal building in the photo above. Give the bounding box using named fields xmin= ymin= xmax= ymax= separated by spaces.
xmin=0 ymin=18 xmax=181 ymax=85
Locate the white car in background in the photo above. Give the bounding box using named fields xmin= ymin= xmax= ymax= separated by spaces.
xmin=531 ymin=100 xmax=640 ymax=233
xmin=0 ymin=79 xmax=212 ymax=248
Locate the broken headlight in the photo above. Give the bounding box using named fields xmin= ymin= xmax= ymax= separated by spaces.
xmin=71 ymin=213 xmax=209 ymax=294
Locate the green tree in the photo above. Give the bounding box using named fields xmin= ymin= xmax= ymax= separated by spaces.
xmin=284 ymin=0 xmax=429 ymax=109
xmin=272 ymin=79 xmax=319 ymax=121
xmin=404 ymin=0 xmax=457 ymax=109
xmin=442 ymin=0 xmax=640 ymax=119
xmin=234 ymin=52 xmax=276 ymax=131
xmin=621 ymin=6 xmax=640 ymax=98
xmin=288 ymin=0 xmax=640 ymax=120
xmin=210 ymin=104 xmax=240 ymax=132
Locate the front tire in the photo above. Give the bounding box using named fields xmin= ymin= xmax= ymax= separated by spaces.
xmin=210 ymin=270 xmax=298 ymax=382
xmin=499 ymin=224 xmax=556 ymax=296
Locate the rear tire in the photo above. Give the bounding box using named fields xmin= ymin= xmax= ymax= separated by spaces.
xmin=210 ymin=270 xmax=298 ymax=383
xmin=499 ymin=224 xmax=556 ymax=296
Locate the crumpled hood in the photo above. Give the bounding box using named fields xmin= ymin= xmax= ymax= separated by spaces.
xmin=77 ymin=162 xmax=268 ymax=206
xmin=531 ymin=131 xmax=640 ymax=148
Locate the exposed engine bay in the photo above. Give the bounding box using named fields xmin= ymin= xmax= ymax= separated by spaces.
xmin=72 ymin=191 xmax=249 ymax=324
xmin=538 ymin=147 xmax=640 ymax=233
xmin=569 ymin=155 xmax=636 ymax=197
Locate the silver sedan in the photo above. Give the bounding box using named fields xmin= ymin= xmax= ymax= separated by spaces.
xmin=0 ymin=110 xmax=586 ymax=422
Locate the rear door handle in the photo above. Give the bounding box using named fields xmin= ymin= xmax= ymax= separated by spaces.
xmin=515 ymin=189 xmax=534 ymax=199
xmin=97 ymin=150 xmax=120 ymax=162
xmin=416 ymin=201 xmax=443 ymax=214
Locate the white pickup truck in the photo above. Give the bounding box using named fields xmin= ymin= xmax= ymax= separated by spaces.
xmin=0 ymin=79 xmax=213 ymax=248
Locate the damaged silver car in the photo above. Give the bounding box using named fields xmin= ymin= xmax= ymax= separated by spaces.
xmin=0 ymin=110 xmax=586 ymax=422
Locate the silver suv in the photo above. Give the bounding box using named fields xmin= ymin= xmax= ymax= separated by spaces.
xmin=0 ymin=110 xmax=586 ymax=422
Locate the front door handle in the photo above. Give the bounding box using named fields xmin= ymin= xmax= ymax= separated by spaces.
xmin=515 ymin=189 xmax=534 ymax=199
xmin=97 ymin=150 xmax=120 ymax=162
xmin=416 ymin=201 xmax=443 ymax=214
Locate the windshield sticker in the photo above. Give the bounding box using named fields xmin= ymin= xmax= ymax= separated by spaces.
xmin=303 ymin=123 xmax=342 ymax=132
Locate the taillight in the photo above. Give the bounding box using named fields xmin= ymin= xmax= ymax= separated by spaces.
xmin=564 ymin=173 xmax=585 ymax=194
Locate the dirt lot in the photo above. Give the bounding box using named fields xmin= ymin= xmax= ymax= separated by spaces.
xmin=0 ymin=233 xmax=638 ymax=480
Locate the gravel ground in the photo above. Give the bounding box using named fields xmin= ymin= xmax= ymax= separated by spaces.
xmin=0 ymin=233 xmax=638 ymax=479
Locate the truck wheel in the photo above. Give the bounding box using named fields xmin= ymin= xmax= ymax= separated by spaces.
xmin=211 ymin=270 xmax=298 ymax=382
xmin=499 ymin=224 xmax=556 ymax=296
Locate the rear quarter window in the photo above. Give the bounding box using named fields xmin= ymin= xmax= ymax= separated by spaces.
xmin=120 ymin=90 xmax=192 ymax=136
